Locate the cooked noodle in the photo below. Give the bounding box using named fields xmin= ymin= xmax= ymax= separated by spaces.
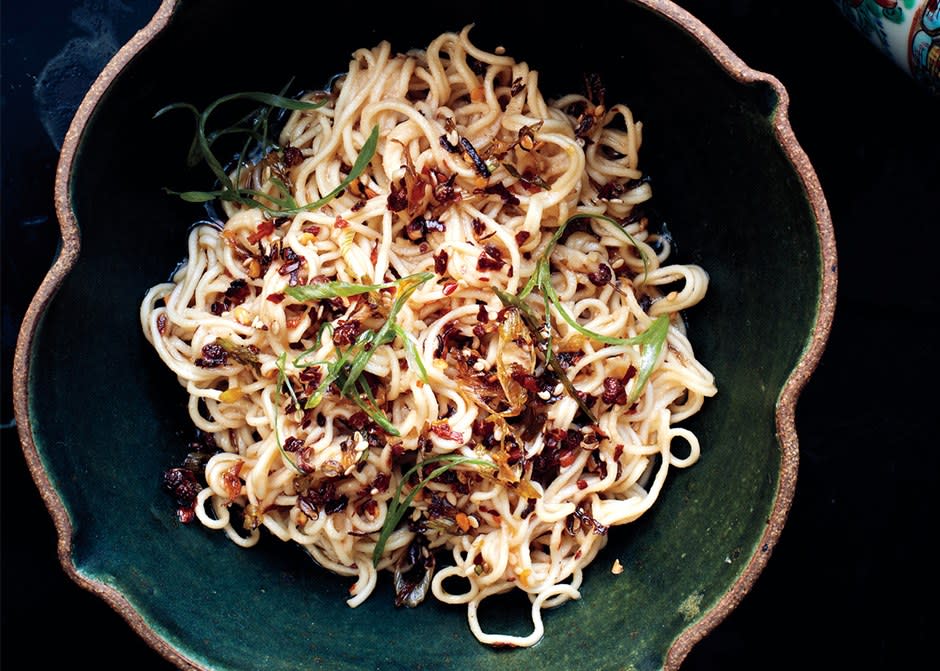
xmin=141 ymin=26 xmax=716 ymax=647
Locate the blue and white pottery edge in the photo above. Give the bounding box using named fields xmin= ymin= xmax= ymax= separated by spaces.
xmin=834 ymin=0 xmax=940 ymax=94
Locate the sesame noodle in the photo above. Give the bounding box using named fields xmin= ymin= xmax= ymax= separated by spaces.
xmin=141 ymin=26 xmax=716 ymax=647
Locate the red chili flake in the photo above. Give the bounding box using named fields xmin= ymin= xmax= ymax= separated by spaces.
xmin=613 ymin=444 xmax=624 ymax=462
xmin=510 ymin=77 xmax=526 ymax=96
xmin=302 ymin=225 xmax=321 ymax=236
xmin=602 ymin=376 xmax=628 ymax=405
xmin=442 ymin=281 xmax=458 ymax=296
xmin=409 ymin=181 xmax=427 ymax=211
xmin=283 ymin=436 xmax=304 ymax=453
xmin=221 ymin=463 xmax=243 ymax=500
xmin=480 ymin=182 xmax=520 ymax=206
xmin=333 ymin=319 xmax=362 ymax=347
xmin=433 ymin=173 xmax=460 ymax=205
xmin=472 ymin=324 xmax=486 ymax=339
xmin=278 ymin=259 xmax=302 ymax=276
xmin=347 ymin=411 xmax=369 ymax=430
xmin=476 ymin=244 xmax=505 ymax=271
xmin=387 ymin=180 xmax=408 ymax=211
xmin=370 ymin=243 xmax=379 ymax=265
xmin=283 ymin=146 xmax=304 ymax=167
xmin=156 ymin=313 xmax=167 ymax=335
xmin=476 ymin=303 xmax=488 ymax=323
xmin=510 ymin=370 xmax=541 ymax=393
xmin=588 ymin=264 xmax=613 ymax=286
xmin=418 ymin=242 xmax=430 ymax=254
xmin=224 ymin=279 xmax=250 ymax=305
xmin=162 ymin=467 xmax=201 ymax=507
xmin=266 ymin=293 xmax=285 ymax=304
xmin=334 ymin=216 xmax=349 ymax=229
xmin=429 ymin=421 xmax=464 ymax=443
xmin=247 ymin=219 xmax=275 ymax=244
xmin=405 ymin=217 xmax=426 ymax=241
xmin=471 ymin=218 xmax=486 ymax=236
xmin=558 ymin=449 xmax=577 ymax=468
xmin=434 ymin=250 xmax=449 ymax=275
xmin=576 ymin=479 xmax=588 ymax=490
xmin=195 ymin=343 xmax=228 ymax=368
xmin=372 ymin=473 xmax=390 ymax=493
xmin=359 ymin=499 xmax=379 ymax=518
xmin=514 ymin=231 xmax=530 ymax=245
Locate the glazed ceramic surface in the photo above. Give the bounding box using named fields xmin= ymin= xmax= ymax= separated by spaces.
xmin=14 ymin=1 xmax=835 ymax=669
xmin=834 ymin=0 xmax=940 ymax=93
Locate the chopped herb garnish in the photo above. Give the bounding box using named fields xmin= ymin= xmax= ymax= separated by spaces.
xmin=302 ymin=328 xmax=375 ymax=411
xmin=338 ymin=272 xmax=434 ymax=396
xmin=275 ymin=352 xmax=305 ymax=474
xmin=284 ymin=277 xmax=398 ymax=302
xmin=372 ymin=455 xmax=495 ymax=566
xmin=288 ymin=272 xmax=433 ymax=434
xmin=157 ymin=88 xmax=379 ymax=217
xmin=394 ymin=324 xmax=430 ymax=383
xmin=508 ymin=211 xmax=665 ymax=404
xmin=216 ymin=338 xmax=260 ymax=367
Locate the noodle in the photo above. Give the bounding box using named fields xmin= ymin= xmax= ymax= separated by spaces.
xmin=141 ymin=26 xmax=716 ymax=647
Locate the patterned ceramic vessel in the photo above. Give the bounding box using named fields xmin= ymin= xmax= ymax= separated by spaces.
xmin=834 ymin=0 xmax=940 ymax=93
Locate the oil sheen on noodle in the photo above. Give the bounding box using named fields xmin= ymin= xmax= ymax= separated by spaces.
xmin=140 ymin=26 xmax=717 ymax=648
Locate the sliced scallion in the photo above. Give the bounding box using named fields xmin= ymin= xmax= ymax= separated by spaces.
xmin=372 ymin=455 xmax=495 ymax=566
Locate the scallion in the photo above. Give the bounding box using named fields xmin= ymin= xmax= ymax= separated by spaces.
xmin=372 ymin=455 xmax=495 ymax=566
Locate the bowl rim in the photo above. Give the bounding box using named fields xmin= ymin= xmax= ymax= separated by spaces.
xmin=12 ymin=1 xmax=837 ymax=668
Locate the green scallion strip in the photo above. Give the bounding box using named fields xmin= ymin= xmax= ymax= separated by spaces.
xmin=303 ymin=329 xmax=375 ymax=410
xmin=274 ymin=352 xmax=304 ymax=474
xmin=519 ymin=212 xmax=649 ymax=299
xmin=157 ymin=90 xmax=380 ymax=217
xmin=540 ymin=273 xmax=669 ymax=403
xmin=339 ymin=272 xmax=434 ymax=396
xmin=155 ymin=92 xmax=326 ymax=193
xmin=394 ymin=324 xmax=430 ymax=383
xmin=297 ymin=123 xmax=378 ymax=213
xmin=349 ymin=378 xmax=398 ymax=436
xmin=372 ymin=455 xmax=496 ymax=566
xmin=292 ymin=323 xmax=334 ymax=368
xmin=284 ymin=277 xmax=397 ymax=302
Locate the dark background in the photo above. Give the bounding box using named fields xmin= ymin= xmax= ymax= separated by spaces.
xmin=2 ymin=1 xmax=938 ymax=669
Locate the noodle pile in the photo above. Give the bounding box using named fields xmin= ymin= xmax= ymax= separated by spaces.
xmin=141 ymin=26 xmax=716 ymax=647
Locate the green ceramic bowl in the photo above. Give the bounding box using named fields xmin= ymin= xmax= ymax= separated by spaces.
xmin=14 ymin=1 xmax=836 ymax=669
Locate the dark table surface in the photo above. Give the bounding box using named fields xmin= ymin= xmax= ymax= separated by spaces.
xmin=3 ymin=1 xmax=938 ymax=669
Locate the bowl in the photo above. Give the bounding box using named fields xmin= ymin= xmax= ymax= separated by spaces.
xmin=13 ymin=1 xmax=836 ymax=669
